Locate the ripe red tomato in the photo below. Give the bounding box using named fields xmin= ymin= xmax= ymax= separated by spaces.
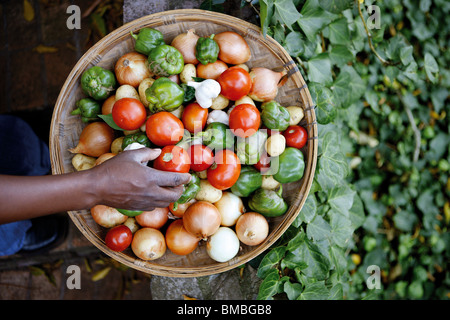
xmin=112 ymin=98 xmax=147 ymax=130
xmin=105 ymin=225 xmax=133 ymax=252
xmin=217 ymin=67 xmax=252 ymax=101
xmin=207 ymin=149 xmax=241 ymax=190
xmin=283 ymin=125 xmax=308 ymax=149
xmin=146 ymin=111 xmax=184 ymax=146
xmin=153 ymin=145 xmax=191 ymax=173
xmin=254 ymin=152 xmax=271 ymax=173
xmin=182 ymin=102 xmax=208 ymax=134
xmin=188 ymin=144 xmax=214 ymax=172
xmin=229 ymin=103 xmax=261 ymax=138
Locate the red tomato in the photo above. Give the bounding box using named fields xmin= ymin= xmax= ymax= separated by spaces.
xmin=112 ymin=98 xmax=147 ymax=130
xmin=217 ymin=67 xmax=252 ymax=101
xmin=182 ymin=102 xmax=208 ymax=133
xmin=146 ymin=111 xmax=184 ymax=146
xmin=207 ymin=149 xmax=241 ymax=190
xmin=105 ymin=225 xmax=132 ymax=252
xmin=254 ymin=152 xmax=271 ymax=173
xmin=153 ymin=145 xmax=191 ymax=173
xmin=229 ymin=103 xmax=261 ymax=138
xmin=283 ymin=125 xmax=308 ymax=149
xmin=188 ymin=144 xmax=214 ymax=172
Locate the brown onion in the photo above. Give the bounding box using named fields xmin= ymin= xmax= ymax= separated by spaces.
xmin=171 ymin=29 xmax=199 ymax=65
xmin=135 ymin=207 xmax=169 ymax=229
xmin=115 ymin=52 xmax=152 ymax=88
xmin=131 ymin=227 xmax=166 ymax=260
xmin=94 ymin=152 xmax=116 ymax=166
xmin=169 ymin=198 xmax=197 ymax=218
xmin=102 ymin=95 xmax=116 ymax=115
xmin=235 ymin=212 xmax=269 ymax=246
xmin=248 ymin=67 xmax=288 ymax=102
xmin=91 ymin=205 xmax=128 ymax=228
xmin=214 ymin=31 xmax=251 ymax=65
xmin=197 ymin=60 xmax=228 ymax=80
xmin=183 ymin=201 xmax=221 ymax=240
xmin=68 ymin=122 xmax=115 ymax=157
xmin=165 ymin=219 xmax=200 ymax=255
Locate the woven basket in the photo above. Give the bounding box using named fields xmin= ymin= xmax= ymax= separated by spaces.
xmin=50 ymin=9 xmax=317 ymax=277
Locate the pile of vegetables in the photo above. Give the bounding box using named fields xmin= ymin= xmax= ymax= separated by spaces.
xmin=69 ymin=26 xmax=309 ymax=263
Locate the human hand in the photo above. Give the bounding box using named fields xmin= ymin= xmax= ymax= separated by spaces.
xmin=89 ymin=147 xmax=191 ymax=211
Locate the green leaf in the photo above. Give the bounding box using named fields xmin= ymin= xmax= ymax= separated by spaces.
xmin=284 ymin=31 xmax=304 ymax=57
xmin=329 ymin=212 xmax=353 ymax=247
xmin=307 ymin=215 xmax=331 ymax=242
xmin=308 ymin=82 xmax=336 ymax=124
xmin=98 ymin=114 xmax=124 ymax=131
xmin=297 ymin=0 xmax=338 ymax=41
xmin=257 ymin=246 xmax=286 ymax=279
xmin=284 ymin=281 xmax=303 ymax=300
xmin=272 ymin=0 xmax=301 ymax=30
xmin=199 ymin=0 xmax=225 ymax=13
xmin=332 ymin=65 xmax=366 ymax=108
xmin=400 ymin=45 xmax=414 ymax=66
xmin=298 ymin=281 xmax=329 ymax=300
xmin=318 ymin=0 xmax=352 ymax=14
xmin=257 ymin=268 xmax=280 ymax=300
xmin=327 ymin=18 xmax=350 ymax=45
xmin=315 ymin=131 xmax=350 ymax=191
xmin=424 ymin=52 xmax=439 ymax=83
xmin=297 ymin=194 xmax=317 ymax=224
xmin=290 ymin=233 xmax=330 ymax=280
xmin=259 ymin=0 xmax=274 ymax=37
xmin=327 ymin=184 xmax=356 ymax=217
xmin=329 ymin=45 xmax=354 ymax=66
xmin=307 ymin=53 xmax=333 ymax=86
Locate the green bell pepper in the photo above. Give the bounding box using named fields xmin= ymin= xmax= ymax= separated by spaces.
xmin=248 ymin=186 xmax=288 ymax=217
xmin=172 ymin=172 xmax=200 ymax=210
xmin=116 ymin=208 xmax=143 ymax=217
xmin=122 ymin=131 xmax=152 ymax=150
xmin=71 ymin=98 xmax=101 ymax=123
xmin=195 ymin=34 xmax=219 ymax=65
xmin=230 ymin=166 xmax=263 ymax=197
xmin=147 ymin=44 xmax=184 ymax=76
xmin=235 ymin=130 xmax=268 ymax=165
xmin=145 ymin=77 xmax=185 ymax=113
xmin=81 ymin=66 xmax=116 ymax=101
xmin=130 ymin=28 xmax=165 ymax=56
xmin=199 ymin=122 xmax=235 ymax=151
xmin=273 ymin=147 xmax=305 ymax=184
xmin=260 ymin=100 xmax=290 ymax=131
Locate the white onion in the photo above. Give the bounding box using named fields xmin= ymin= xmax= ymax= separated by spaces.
xmin=213 ymin=192 xmax=245 ymax=226
xmin=206 ymin=227 xmax=240 ymax=262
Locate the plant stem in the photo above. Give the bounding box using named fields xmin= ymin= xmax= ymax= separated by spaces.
xmin=397 ymin=92 xmax=421 ymax=162
xmin=356 ymin=0 xmax=395 ymax=66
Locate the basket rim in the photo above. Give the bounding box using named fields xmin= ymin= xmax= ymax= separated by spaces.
xmin=49 ymin=9 xmax=318 ymax=277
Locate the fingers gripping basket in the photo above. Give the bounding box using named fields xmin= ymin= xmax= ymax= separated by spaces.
xmin=50 ymin=9 xmax=318 ymax=277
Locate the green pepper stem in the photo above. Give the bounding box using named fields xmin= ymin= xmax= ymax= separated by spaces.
xmin=130 ymin=31 xmax=138 ymax=40
xmin=70 ymin=108 xmax=81 ymax=116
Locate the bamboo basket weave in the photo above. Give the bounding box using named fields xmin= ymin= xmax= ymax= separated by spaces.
xmin=50 ymin=9 xmax=318 ymax=277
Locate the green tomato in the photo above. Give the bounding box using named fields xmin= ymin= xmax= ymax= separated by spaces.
xmin=364 ymin=237 xmax=377 ymax=252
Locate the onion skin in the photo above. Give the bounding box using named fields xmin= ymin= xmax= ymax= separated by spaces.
xmin=68 ymin=122 xmax=115 ymax=157
xmin=94 ymin=152 xmax=116 ymax=166
xmin=206 ymin=227 xmax=240 ymax=262
xmin=171 ymin=29 xmax=200 ymax=65
xmin=169 ymin=198 xmax=197 ymax=218
xmin=102 ymin=95 xmax=116 ymax=115
xmin=165 ymin=219 xmax=200 ymax=255
xmin=214 ymin=31 xmax=251 ymax=65
xmin=115 ymin=52 xmax=152 ymax=88
xmin=197 ymin=60 xmax=228 ymax=80
xmin=183 ymin=201 xmax=221 ymax=239
xmin=248 ymin=67 xmax=288 ymax=102
xmin=131 ymin=227 xmax=166 ymax=260
xmin=91 ymin=205 xmax=128 ymax=228
xmin=214 ymin=192 xmax=245 ymax=227
xmin=135 ymin=207 xmax=169 ymax=229
xmin=235 ymin=212 xmax=269 ymax=246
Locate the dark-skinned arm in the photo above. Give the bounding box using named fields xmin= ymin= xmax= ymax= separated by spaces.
xmin=0 ymin=148 xmax=191 ymax=224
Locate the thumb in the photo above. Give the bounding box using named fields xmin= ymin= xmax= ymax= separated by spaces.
xmin=129 ymin=147 xmax=162 ymax=164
